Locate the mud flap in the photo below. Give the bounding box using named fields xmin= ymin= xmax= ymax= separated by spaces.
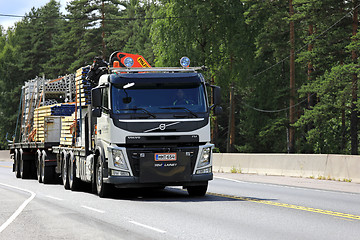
xmin=139 ymin=152 xmax=191 ymax=183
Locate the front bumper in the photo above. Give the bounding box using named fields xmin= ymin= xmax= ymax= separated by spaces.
xmin=104 ymin=172 xmax=213 ymax=188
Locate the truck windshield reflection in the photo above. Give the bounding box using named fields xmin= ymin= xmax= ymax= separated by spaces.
xmin=112 ymin=84 xmax=207 ymax=114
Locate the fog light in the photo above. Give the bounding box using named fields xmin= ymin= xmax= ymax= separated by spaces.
xmin=196 ymin=167 xmax=212 ymax=174
xmin=111 ymin=170 xmax=130 ymax=176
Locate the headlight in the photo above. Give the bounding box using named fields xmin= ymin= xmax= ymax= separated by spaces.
xmin=197 ymin=147 xmax=211 ymax=168
xmin=112 ymin=149 xmax=128 ymax=170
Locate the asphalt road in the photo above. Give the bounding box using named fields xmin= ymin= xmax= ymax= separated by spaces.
xmin=0 ymin=157 xmax=359 ymax=240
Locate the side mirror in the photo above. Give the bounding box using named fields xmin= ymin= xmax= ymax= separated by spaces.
xmin=91 ymin=88 xmax=102 ymax=108
xmin=213 ymin=86 xmax=221 ymax=105
xmin=92 ymin=108 xmax=102 ymax=118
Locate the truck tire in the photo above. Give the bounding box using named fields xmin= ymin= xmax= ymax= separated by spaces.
xmin=20 ymin=151 xmax=30 ymax=179
xmin=96 ymin=155 xmax=110 ymax=198
xmin=68 ymin=153 xmax=81 ymax=191
xmin=41 ymin=150 xmax=53 ymax=184
xmin=14 ymin=149 xmax=21 ymax=178
xmin=187 ymin=184 xmax=208 ymax=197
xmin=62 ymin=153 xmax=70 ymax=190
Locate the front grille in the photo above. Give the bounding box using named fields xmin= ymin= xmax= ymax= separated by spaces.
xmin=126 ymin=147 xmax=199 ymax=177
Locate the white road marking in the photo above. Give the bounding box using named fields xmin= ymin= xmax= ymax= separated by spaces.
xmin=0 ymin=183 xmax=36 ymax=233
xmin=45 ymin=195 xmax=63 ymax=201
xmin=214 ymin=176 xmax=247 ymax=184
xmin=129 ymin=220 xmax=166 ymax=233
xmin=81 ymin=205 xmax=105 ymax=213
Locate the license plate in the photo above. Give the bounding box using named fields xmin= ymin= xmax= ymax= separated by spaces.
xmin=154 ymin=153 xmax=177 ymax=161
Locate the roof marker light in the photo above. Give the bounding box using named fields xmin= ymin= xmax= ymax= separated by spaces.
xmin=113 ymin=60 xmax=120 ymax=68
xmin=124 ymin=57 xmax=134 ymax=68
xmin=180 ymin=57 xmax=190 ymax=68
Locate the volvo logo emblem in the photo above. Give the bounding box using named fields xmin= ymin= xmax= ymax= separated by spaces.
xmin=144 ymin=122 xmax=180 ymax=133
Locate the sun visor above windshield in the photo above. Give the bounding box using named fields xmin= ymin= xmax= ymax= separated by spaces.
xmin=110 ymin=73 xmax=203 ymax=86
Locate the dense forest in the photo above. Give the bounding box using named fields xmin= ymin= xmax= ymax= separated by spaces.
xmin=1 ymin=0 xmax=360 ymax=154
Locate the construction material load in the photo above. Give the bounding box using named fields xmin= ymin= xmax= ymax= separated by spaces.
xmin=33 ymin=103 xmax=76 ymax=143
xmin=20 ymin=75 xmax=76 ymax=143
xmin=76 ymin=66 xmax=91 ymax=106
xmin=60 ymin=112 xmax=78 ymax=146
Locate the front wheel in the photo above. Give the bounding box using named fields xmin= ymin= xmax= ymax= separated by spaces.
xmin=96 ymin=155 xmax=110 ymax=198
xmin=187 ymin=184 xmax=208 ymax=197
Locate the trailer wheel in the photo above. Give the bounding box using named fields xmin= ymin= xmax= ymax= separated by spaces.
xmin=68 ymin=153 xmax=81 ymax=191
xmin=41 ymin=150 xmax=53 ymax=184
xmin=20 ymin=151 xmax=30 ymax=179
xmin=187 ymin=184 xmax=208 ymax=197
xmin=62 ymin=154 xmax=70 ymax=190
xmin=96 ymin=155 xmax=110 ymax=198
xmin=14 ymin=149 xmax=21 ymax=178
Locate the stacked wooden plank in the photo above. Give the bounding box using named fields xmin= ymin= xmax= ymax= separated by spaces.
xmin=33 ymin=103 xmax=76 ymax=143
xmin=75 ymin=66 xmax=91 ymax=106
xmin=60 ymin=112 xmax=77 ymax=146
xmin=33 ymin=105 xmax=52 ymax=142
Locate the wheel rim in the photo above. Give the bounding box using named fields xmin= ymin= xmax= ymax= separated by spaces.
xmin=97 ymin=159 xmax=102 ymax=192
xmin=20 ymin=157 xmax=23 ymax=176
xmin=37 ymin=155 xmax=41 ymax=180
xmin=69 ymin=158 xmax=73 ymax=186
xmin=15 ymin=152 xmax=19 ymax=175
xmin=63 ymin=157 xmax=67 ymax=183
xmin=41 ymin=156 xmax=45 ymax=182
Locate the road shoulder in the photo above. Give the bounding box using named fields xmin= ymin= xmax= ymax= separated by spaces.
xmin=214 ymin=172 xmax=360 ymax=194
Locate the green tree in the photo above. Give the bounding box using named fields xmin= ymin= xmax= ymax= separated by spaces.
xmin=294 ymin=0 xmax=356 ymax=154
xmin=106 ymin=0 xmax=155 ymax=64
xmin=0 ymin=29 xmax=24 ymax=148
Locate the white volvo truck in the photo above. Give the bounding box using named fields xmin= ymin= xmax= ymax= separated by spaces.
xmin=10 ymin=52 xmax=222 ymax=197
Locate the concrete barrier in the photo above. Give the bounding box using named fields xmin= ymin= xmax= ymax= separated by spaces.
xmin=212 ymin=153 xmax=360 ymax=183
xmin=0 ymin=150 xmax=10 ymax=161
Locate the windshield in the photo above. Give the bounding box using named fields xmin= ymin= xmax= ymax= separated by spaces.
xmin=112 ymin=83 xmax=207 ymax=114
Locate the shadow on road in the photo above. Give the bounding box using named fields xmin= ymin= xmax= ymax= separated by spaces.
xmin=97 ymin=186 xmax=277 ymax=203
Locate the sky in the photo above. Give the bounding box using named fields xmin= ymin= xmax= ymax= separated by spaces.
xmin=0 ymin=0 xmax=71 ymax=30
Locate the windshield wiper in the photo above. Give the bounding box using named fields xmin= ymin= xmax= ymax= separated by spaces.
xmin=160 ymin=107 xmax=198 ymax=118
xmin=119 ymin=108 xmax=156 ymax=118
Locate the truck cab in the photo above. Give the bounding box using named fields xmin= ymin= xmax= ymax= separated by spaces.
xmin=91 ymin=55 xmax=221 ymax=196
